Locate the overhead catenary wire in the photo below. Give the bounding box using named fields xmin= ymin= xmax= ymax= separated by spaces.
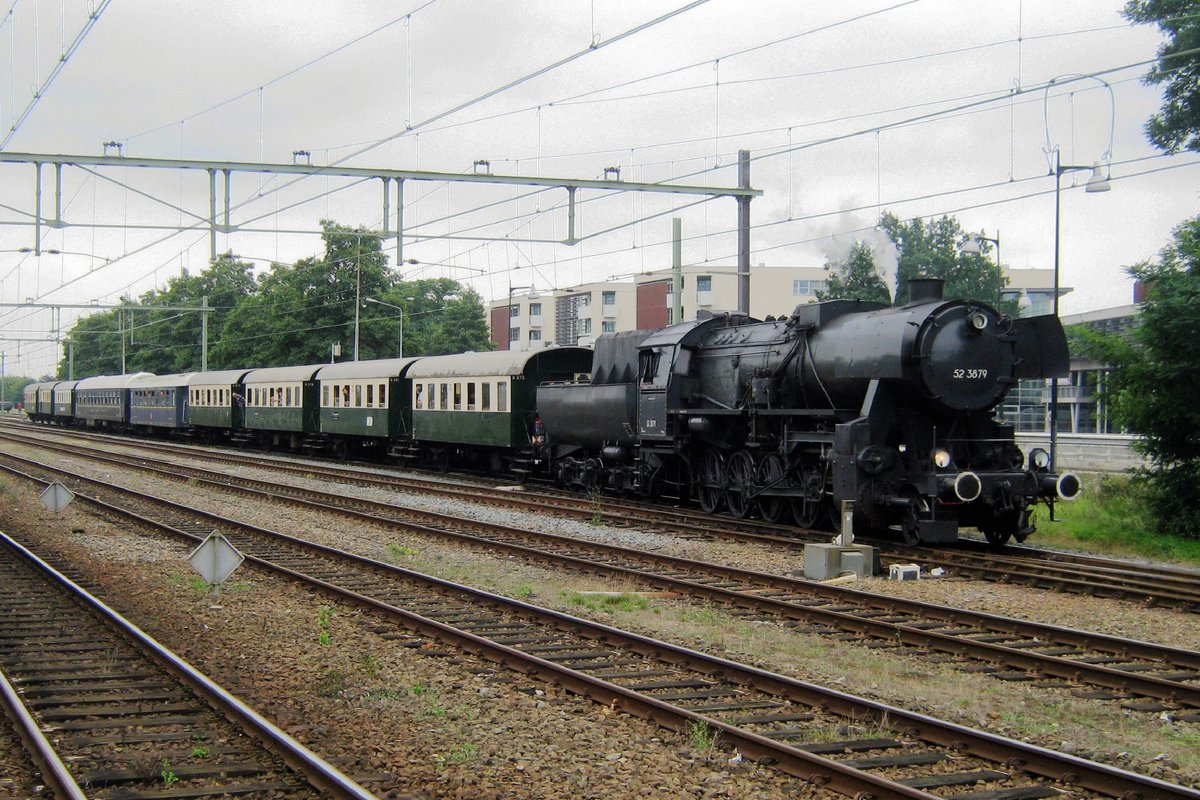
xmin=0 ymin=0 xmax=112 ymax=150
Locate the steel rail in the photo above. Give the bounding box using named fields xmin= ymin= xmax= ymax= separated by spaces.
xmin=9 ymin=422 xmax=1199 ymax=604
xmin=0 ymin=529 xmax=379 ymax=800
xmin=0 ymin=664 xmax=87 ymax=800
xmin=4 ymin=441 xmax=1200 ymax=711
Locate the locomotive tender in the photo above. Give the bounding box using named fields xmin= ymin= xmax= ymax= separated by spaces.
xmin=538 ymin=278 xmax=1079 ymax=545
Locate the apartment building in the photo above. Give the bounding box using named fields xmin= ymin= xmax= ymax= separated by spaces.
xmin=488 ymin=265 xmax=1061 ymax=350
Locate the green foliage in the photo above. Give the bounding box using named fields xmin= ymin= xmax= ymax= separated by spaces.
xmin=1037 ymin=474 xmax=1200 ymax=563
xmin=1073 ymin=216 xmax=1200 ymax=538
xmin=817 ymin=241 xmax=891 ymax=304
xmin=60 ymin=254 xmax=257 ymax=378
xmin=1 ymin=375 xmax=34 ymax=406
xmin=565 ymin=591 xmax=652 ymax=613
xmin=1123 ymin=0 xmax=1200 ymax=153
xmin=878 ymin=212 xmax=1015 ymax=314
xmin=58 ymin=220 xmax=494 ymax=378
xmin=687 ymin=720 xmax=719 ymax=751
xmin=315 ymin=668 xmax=348 ymax=697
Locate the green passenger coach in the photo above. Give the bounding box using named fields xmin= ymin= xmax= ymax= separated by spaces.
xmin=239 ymin=364 xmax=323 ymax=449
xmin=187 ymin=369 xmax=254 ymax=440
xmin=314 ymin=357 xmax=420 ymax=457
xmin=405 ymin=347 xmax=592 ymax=472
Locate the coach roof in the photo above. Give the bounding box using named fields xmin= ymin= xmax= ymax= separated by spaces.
xmin=314 ymin=357 xmax=420 ymax=381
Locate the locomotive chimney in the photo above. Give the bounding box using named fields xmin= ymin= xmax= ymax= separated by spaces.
xmin=908 ymin=277 xmax=945 ymax=304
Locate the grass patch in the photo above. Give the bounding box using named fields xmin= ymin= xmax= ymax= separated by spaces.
xmin=1032 ymin=473 xmax=1200 ymax=565
xmin=564 ymin=591 xmax=652 ymax=613
xmin=386 ymin=544 xmax=418 ymax=558
xmin=314 ymin=668 xmax=348 ymax=697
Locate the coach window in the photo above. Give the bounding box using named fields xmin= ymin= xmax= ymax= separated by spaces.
xmin=379 ymin=383 xmax=386 ymax=407
xmin=498 ymin=381 xmax=508 ymax=412
xmin=453 ymin=382 xmax=462 ymax=410
xmin=323 ymin=385 xmax=330 ymax=407
xmin=427 ymin=383 xmax=435 ymax=409
xmin=366 ymin=384 xmax=374 ymax=408
xmin=440 ymin=383 xmax=448 ymax=410
xmin=467 ymin=383 xmax=476 ymax=411
xmin=355 ymin=384 xmax=363 ymax=407
xmin=342 ymin=385 xmax=350 ymax=407
xmin=482 ymin=382 xmax=491 ymax=411
xmin=414 ymin=384 xmax=423 ymax=409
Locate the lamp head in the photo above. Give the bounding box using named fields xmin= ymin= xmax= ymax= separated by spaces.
xmin=1084 ymin=162 xmax=1111 ymax=193
xmin=960 ymin=235 xmax=983 ymax=255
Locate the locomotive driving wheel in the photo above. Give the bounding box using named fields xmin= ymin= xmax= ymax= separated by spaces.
xmin=790 ymin=461 xmax=827 ymax=530
xmin=756 ymin=453 xmax=787 ymax=523
xmin=696 ymin=448 xmax=726 ymax=514
xmin=725 ymin=450 xmax=756 ymax=519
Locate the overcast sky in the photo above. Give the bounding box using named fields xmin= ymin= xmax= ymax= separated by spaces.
xmin=1 ymin=0 xmax=1197 ymax=377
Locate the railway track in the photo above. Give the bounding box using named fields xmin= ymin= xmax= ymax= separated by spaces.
xmin=5 ymin=440 xmax=1200 ymax=723
xmin=0 ymin=529 xmax=377 ymax=799
xmin=6 ymin=421 xmax=1199 ymax=611
xmin=1 ymin=456 xmax=1196 ymax=799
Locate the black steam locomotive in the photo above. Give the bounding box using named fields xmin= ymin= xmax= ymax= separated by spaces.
xmin=537 ymin=278 xmax=1079 ymax=545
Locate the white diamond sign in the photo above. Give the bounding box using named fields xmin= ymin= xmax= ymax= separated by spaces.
xmin=188 ymin=531 xmax=244 ymax=586
xmin=39 ymin=482 xmax=75 ymax=513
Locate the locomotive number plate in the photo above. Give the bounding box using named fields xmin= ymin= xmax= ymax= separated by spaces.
xmin=952 ymin=368 xmax=988 ymax=379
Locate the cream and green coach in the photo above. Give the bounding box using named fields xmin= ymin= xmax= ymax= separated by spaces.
xmin=405 ymin=348 xmax=592 ymax=472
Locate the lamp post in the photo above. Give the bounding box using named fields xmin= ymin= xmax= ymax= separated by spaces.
xmin=1050 ymin=151 xmax=1110 ymax=472
xmin=364 ymin=297 xmax=405 ymax=358
xmin=1043 ymin=74 xmax=1114 ymax=476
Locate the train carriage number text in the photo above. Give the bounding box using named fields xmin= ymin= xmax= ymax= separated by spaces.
xmin=952 ymin=368 xmax=988 ymax=379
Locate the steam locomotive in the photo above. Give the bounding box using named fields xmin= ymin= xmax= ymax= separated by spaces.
xmin=537 ymin=278 xmax=1079 ymax=545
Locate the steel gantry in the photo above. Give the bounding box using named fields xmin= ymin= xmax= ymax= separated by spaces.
xmin=0 ymin=150 xmax=762 ymax=311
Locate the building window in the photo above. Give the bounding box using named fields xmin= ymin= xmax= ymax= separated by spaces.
xmin=509 ymin=327 xmax=520 ymax=342
xmin=602 ymin=321 xmax=616 ymax=333
xmin=793 ymin=279 xmax=826 ymax=296
xmin=510 ymin=304 xmax=519 ymax=317
xmin=529 ymin=302 xmax=541 ymax=316
xmin=602 ymin=291 xmax=616 ymax=305
xmin=529 ymin=329 xmax=541 ymax=341
xmin=696 ymin=276 xmax=712 ymax=292
xmin=582 ymin=318 xmax=592 ymax=334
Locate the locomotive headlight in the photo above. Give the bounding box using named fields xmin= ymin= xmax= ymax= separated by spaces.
xmin=932 ymin=448 xmax=953 ymax=469
xmin=1029 ymin=448 xmax=1050 ymax=470
xmin=968 ymin=311 xmax=989 ymax=331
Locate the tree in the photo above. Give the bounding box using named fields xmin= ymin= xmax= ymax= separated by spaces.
xmin=1074 ymin=215 xmax=1200 ymax=537
xmin=378 ymin=278 xmax=493 ymax=357
xmin=878 ymin=212 xmax=1014 ymax=313
xmin=817 ymin=241 xmax=891 ymax=304
xmin=1124 ymin=0 xmax=1200 ymax=153
xmin=210 ymin=221 xmax=395 ymax=367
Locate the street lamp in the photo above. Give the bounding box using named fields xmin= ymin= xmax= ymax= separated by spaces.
xmin=960 ymin=231 xmax=1000 ymax=269
xmin=364 ymin=297 xmax=405 ymax=358
xmin=1049 ymin=152 xmax=1110 ymax=473
xmin=1042 ymin=74 xmax=1115 ymax=476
